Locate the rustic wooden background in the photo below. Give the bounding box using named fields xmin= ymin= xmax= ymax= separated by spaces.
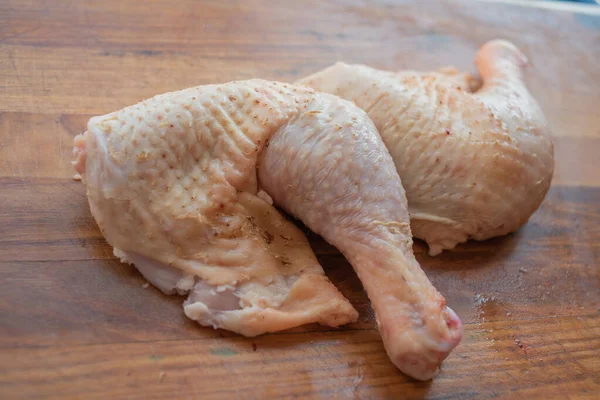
xmin=1 ymin=0 xmax=599 ymax=398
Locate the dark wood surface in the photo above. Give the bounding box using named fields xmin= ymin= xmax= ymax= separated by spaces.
xmin=1 ymin=0 xmax=599 ymax=398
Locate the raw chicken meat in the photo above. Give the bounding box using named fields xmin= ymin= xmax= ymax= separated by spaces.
xmin=73 ymin=79 xmax=462 ymax=380
xmin=299 ymin=40 xmax=554 ymax=255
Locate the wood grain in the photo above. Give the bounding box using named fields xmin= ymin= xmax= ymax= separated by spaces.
xmin=1 ymin=315 xmax=599 ymax=399
xmin=1 ymin=0 xmax=599 ymax=398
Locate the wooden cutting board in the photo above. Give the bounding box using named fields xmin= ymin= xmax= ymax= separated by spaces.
xmin=0 ymin=0 xmax=598 ymax=398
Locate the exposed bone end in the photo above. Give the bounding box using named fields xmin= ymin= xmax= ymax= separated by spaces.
xmin=476 ymin=40 xmax=528 ymax=83
xmin=384 ymin=305 xmax=463 ymax=381
xmin=72 ymin=131 xmax=88 ymax=177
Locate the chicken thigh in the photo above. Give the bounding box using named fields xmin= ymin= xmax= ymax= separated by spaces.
xmin=73 ymin=80 xmax=462 ymax=380
xmin=299 ymin=40 xmax=554 ymax=255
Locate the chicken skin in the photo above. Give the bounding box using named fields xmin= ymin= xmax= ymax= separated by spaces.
xmin=299 ymin=40 xmax=554 ymax=255
xmin=73 ymin=80 xmax=462 ymax=380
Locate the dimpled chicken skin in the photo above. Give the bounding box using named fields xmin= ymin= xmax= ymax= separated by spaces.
xmin=299 ymin=40 xmax=554 ymax=256
xmin=73 ymin=80 xmax=462 ymax=381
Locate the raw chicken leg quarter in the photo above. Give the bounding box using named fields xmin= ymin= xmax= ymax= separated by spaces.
xmin=299 ymin=40 xmax=554 ymax=255
xmin=73 ymin=80 xmax=461 ymax=380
